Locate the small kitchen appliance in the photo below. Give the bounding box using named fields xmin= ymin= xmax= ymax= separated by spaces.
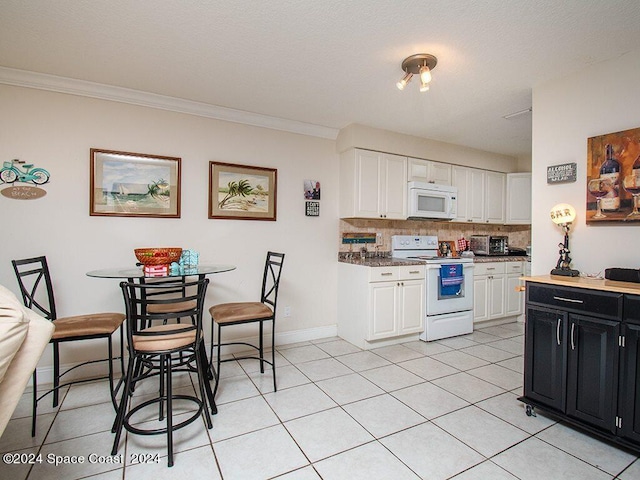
xmin=392 ymin=235 xmax=474 ymax=341
xmin=470 ymin=235 xmax=509 ymax=256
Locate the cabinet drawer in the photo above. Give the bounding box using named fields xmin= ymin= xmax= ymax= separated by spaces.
xmin=399 ymin=265 xmax=425 ymax=280
xmin=505 ymin=261 xmax=524 ymax=274
xmin=474 ymin=262 xmax=506 ymax=276
xmin=369 ymin=266 xmax=398 ymax=282
xmin=624 ymin=294 xmax=640 ymax=324
xmin=527 ymin=283 xmax=623 ymax=320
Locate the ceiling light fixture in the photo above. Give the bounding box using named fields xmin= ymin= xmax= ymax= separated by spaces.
xmin=397 ymin=54 xmax=437 ymax=92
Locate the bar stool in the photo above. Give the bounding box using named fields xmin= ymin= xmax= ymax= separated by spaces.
xmin=112 ymin=277 xmax=212 ymax=467
xmin=11 ymin=256 xmax=125 ymax=436
xmin=209 ymin=252 xmax=284 ymax=396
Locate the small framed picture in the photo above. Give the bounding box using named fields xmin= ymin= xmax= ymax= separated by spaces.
xmin=304 ymin=180 xmax=321 ymax=200
xmin=209 ymin=162 xmax=277 ymax=220
xmin=90 ymin=149 xmax=181 ymax=218
xmin=305 ymin=201 xmax=320 ymax=216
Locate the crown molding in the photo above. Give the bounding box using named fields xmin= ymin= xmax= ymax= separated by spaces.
xmin=0 ymin=66 xmax=339 ymax=140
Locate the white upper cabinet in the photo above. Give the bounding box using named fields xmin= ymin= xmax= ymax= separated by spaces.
xmin=505 ymin=172 xmax=532 ymax=224
xmin=485 ymin=171 xmax=506 ymax=224
xmin=407 ymin=158 xmax=452 ymax=185
xmin=340 ymin=149 xmax=407 ymax=219
xmin=452 ymin=166 xmax=505 ymax=224
xmin=452 ymin=166 xmax=485 ymax=223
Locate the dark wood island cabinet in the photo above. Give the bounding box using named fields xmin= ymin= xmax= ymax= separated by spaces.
xmin=520 ymin=275 xmax=640 ymax=454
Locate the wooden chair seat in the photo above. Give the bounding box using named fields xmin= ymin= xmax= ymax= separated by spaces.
xmin=52 ymin=313 xmax=125 ymax=340
xmin=209 ymin=302 xmax=273 ymax=325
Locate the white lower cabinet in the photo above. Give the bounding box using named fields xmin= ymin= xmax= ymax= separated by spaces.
xmin=338 ymin=263 xmax=425 ymax=349
xmin=473 ymin=261 xmax=524 ymax=323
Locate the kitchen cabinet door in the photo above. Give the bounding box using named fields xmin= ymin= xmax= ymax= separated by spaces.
xmin=566 ymin=314 xmax=619 ymax=432
xmin=452 ymin=166 xmax=485 ymax=222
xmin=369 ymin=282 xmax=397 ymax=340
xmin=485 ymin=171 xmax=505 ymax=224
xmin=468 ymin=168 xmax=486 ymax=222
xmin=524 ymin=305 xmax=567 ymax=412
xmin=382 ymin=153 xmax=408 ymax=219
xmin=354 ymin=150 xmax=382 ymax=217
xmin=620 ymin=322 xmax=640 ymax=443
xmin=398 ymin=279 xmax=425 ymax=335
xmin=473 ymin=276 xmax=489 ymax=322
xmin=506 ymin=173 xmax=532 ymax=224
xmin=488 ymin=274 xmax=506 ymax=318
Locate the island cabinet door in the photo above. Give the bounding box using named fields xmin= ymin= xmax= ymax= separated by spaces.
xmin=524 ymin=305 xmax=567 ymax=412
xmin=566 ymin=313 xmax=619 ymax=432
xmin=620 ymin=322 xmax=640 ymax=443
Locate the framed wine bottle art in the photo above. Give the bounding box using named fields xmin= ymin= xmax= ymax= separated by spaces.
xmin=587 ymin=127 xmax=640 ymax=224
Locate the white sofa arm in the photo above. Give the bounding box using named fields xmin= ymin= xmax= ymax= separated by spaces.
xmin=0 ymin=285 xmax=54 ymax=437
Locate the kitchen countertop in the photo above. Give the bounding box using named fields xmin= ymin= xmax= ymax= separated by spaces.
xmin=338 ymin=257 xmax=425 ymax=267
xmin=337 ymin=255 xmax=528 ymax=267
xmin=473 ymin=255 xmax=528 ymax=263
xmin=522 ymin=274 xmax=640 ymax=295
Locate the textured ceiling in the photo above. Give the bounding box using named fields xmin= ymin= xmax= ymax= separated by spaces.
xmin=1 ymin=0 xmax=639 ymax=158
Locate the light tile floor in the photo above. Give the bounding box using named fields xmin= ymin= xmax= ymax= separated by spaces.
xmin=1 ymin=323 xmax=639 ymax=479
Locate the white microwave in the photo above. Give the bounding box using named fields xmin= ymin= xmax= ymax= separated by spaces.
xmin=407 ymin=181 xmax=458 ymax=220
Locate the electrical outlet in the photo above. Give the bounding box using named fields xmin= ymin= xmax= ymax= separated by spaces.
xmin=284 ymin=306 xmax=291 ymax=317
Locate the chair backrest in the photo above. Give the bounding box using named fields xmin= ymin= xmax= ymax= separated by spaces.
xmin=261 ymin=252 xmax=285 ymax=312
xmin=11 ymin=256 xmax=57 ymax=321
xmin=120 ymin=277 xmax=209 ymax=353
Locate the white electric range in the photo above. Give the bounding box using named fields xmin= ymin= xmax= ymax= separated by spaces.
xmin=391 ymin=235 xmax=474 ymax=341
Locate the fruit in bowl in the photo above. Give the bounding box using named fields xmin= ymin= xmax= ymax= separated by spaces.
xmin=134 ymin=247 xmax=182 ymax=266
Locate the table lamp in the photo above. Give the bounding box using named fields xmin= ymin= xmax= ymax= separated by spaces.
xmin=550 ymin=203 xmax=580 ymax=277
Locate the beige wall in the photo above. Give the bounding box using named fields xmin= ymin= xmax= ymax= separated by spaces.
xmin=532 ymin=49 xmax=640 ymax=275
xmin=0 ymin=85 xmax=339 ymax=378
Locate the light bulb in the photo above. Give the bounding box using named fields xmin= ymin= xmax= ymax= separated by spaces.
xmin=420 ymin=82 xmax=430 ymax=92
xmin=550 ymin=203 xmax=576 ymax=224
xmin=396 ymin=72 xmax=412 ymax=90
xmin=419 ymin=65 xmax=432 ymax=84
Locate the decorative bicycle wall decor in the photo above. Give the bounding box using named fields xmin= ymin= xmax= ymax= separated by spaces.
xmin=0 ymin=159 xmax=51 ymax=200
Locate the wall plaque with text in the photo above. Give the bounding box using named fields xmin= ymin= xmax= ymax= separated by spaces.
xmin=547 ymin=162 xmax=577 ymax=184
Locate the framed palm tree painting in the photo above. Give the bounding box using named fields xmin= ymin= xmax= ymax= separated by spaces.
xmin=90 ymin=149 xmax=181 ymax=218
xmin=208 ymin=162 xmax=277 ymax=220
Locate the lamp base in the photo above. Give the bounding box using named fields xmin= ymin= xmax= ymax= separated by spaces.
xmin=550 ymin=268 xmax=580 ymax=277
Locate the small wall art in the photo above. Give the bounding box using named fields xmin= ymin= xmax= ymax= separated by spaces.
xmin=0 ymin=159 xmax=50 ymax=200
xmin=587 ymin=127 xmax=640 ymax=224
xmin=90 ymin=149 xmax=181 ymax=218
xmin=304 ymin=180 xmax=321 ymax=200
xmin=209 ymin=162 xmax=277 ymax=221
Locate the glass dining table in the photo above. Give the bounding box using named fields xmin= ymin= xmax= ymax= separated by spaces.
xmin=86 ymin=263 xmax=237 ymax=414
xmin=87 ymin=264 xmax=236 ymax=281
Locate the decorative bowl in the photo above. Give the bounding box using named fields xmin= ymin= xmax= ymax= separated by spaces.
xmin=134 ymin=247 xmax=182 ymax=266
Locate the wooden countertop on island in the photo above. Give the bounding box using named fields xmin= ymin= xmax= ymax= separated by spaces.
xmin=522 ymin=274 xmax=640 ymax=295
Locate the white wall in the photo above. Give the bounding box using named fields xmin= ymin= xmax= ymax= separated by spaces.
xmin=0 ymin=85 xmax=339 ymax=374
xmin=531 ymin=49 xmax=640 ymax=275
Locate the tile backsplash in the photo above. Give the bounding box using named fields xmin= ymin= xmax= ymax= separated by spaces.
xmin=339 ymin=218 xmax=531 ymax=254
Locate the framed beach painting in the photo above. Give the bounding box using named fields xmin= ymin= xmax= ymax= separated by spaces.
xmin=90 ymin=149 xmax=181 ymax=218
xmin=209 ymin=162 xmax=277 ymax=220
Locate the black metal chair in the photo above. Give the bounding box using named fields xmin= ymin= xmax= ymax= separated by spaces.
xmin=112 ymin=277 xmax=212 ymax=467
xmin=209 ymin=251 xmax=285 ymax=396
xmin=11 ymin=256 xmax=125 ymax=436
